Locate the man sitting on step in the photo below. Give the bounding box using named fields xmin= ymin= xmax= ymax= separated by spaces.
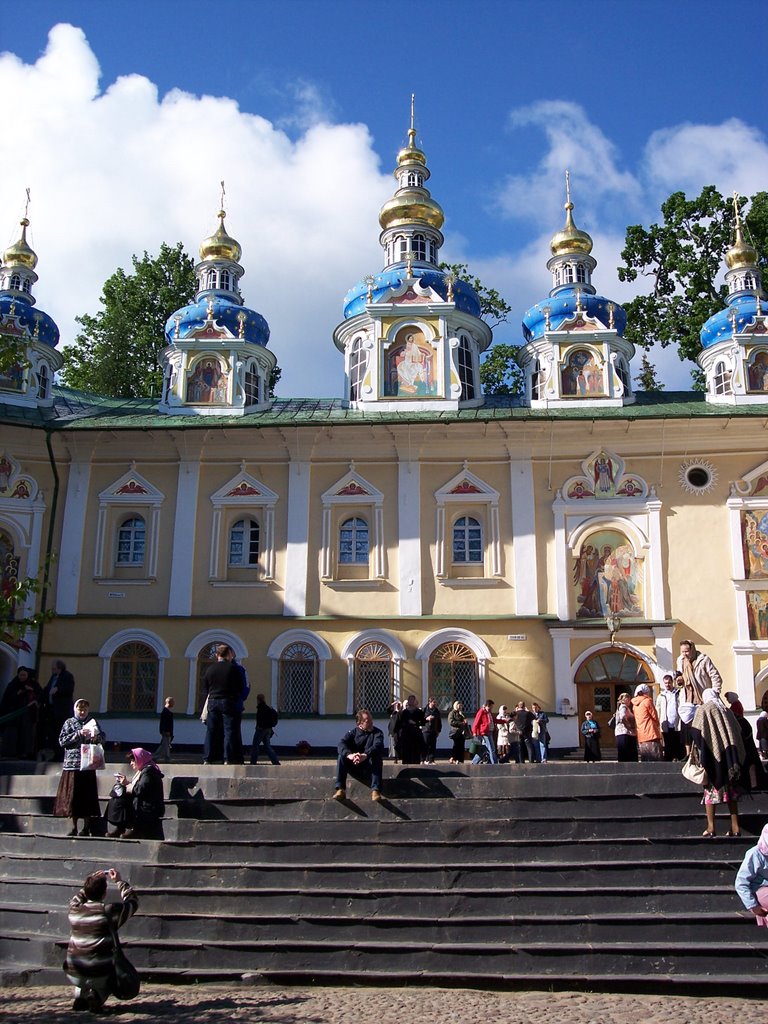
xmin=333 ymin=709 xmax=385 ymax=802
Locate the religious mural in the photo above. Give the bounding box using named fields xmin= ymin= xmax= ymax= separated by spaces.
xmin=741 ymin=510 xmax=768 ymax=578
xmin=572 ymin=529 xmax=643 ymax=619
xmin=383 ymin=327 xmax=438 ymax=398
xmin=747 ymin=352 xmax=768 ymax=393
xmin=746 ymin=591 xmax=768 ymax=640
xmin=186 ymin=357 xmax=227 ymax=404
xmin=0 ymin=360 xmax=24 ymax=393
xmin=561 ymin=348 xmax=604 ymax=397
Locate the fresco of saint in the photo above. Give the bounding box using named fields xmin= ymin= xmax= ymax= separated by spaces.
xmin=384 ymin=328 xmax=438 ymax=397
xmin=747 ymin=591 xmax=768 ymax=640
xmin=573 ymin=530 xmax=642 ymax=619
xmin=561 ymin=349 xmax=604 ymax=398
xmin=187 ymin=358 xmax=227 ymax=404
xmin=742 ymin=510 xmax=768 ymax=579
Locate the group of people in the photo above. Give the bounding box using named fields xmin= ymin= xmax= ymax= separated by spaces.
xmin=52 ymin=697 xmax=165 ymax=839
xmin=0 ymin=659 xmax=75 ymax=760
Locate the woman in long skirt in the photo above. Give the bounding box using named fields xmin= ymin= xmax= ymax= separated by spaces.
xmin=54 ymin=699 xmax=105 ymax=836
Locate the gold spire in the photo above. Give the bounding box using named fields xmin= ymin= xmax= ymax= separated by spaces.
xmin=725 ymin=192 xmax=757 ymax=270
xmin=550 ymin=171 xmax=593 ymax=257
xmin=379 ymin=96 xmax=445 ymax=232
xmin=199 ymin=183 xmax=242 ymax=262
xmin=3 ymin=188 xmax=38 ymax=270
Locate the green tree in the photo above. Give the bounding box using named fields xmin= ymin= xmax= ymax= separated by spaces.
xmin=62 ymin=243 xmax=197 ymax=399
xmin=634 ymin=353 xmax=664 ymax=392
xmin=618 ymin=187 xmax=768 ymax=376
xmin=1 ymin=566 xmax=54 ymax=652
xmin=439 ymin=262 xmax=523 ymax=395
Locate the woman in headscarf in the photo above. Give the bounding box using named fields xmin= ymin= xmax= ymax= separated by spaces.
xmin=387 ymin=700 xmax=402 ymax=761
xmin=631 ymin=684 xmax=663 ymax=761
xmin=724 ymin=691 xmax=766 ymax=792
xmin=690 ymin=688 xmax=746 ymax=837
xmin=613 ymin=692 xmax=638 ymax=762
xmin=53 ymin=698 xmax=105 ymax=836
xmin=114 ymin=747 xmax=165 ymax=839
xmin=447 ymin=700 xmax=468 ymax=764
xmin=735 ymin=823 xmax=768 ymax=926
xmin=580 ymin=711 xmax=601 ymax=762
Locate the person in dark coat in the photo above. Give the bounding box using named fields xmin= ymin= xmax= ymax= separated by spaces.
xmin=116 ymin=747 xmax=165 ymax=839
xmin=393 ymin=694 xmax=426 ymax=765
xmin=581 ymin=711 xmax=602 ymax=762
xmin=0 ymin=666 xmax=42 ymax=758
xmin=514 ymin=701 xmax=539 ymax=763
xmin=202 ymin=644 xmax=243 ymax=764
xmin=421 ymin=696 xmax=442 ymax=763
xmin=333 ymin=709 xmax=384 ymax=802
xmin=41 ymin=659 xmax=75 ymax=758
xmin=53 ymin=698 xmax=105 ymax=836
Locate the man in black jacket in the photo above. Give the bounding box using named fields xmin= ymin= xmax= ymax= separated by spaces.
xmin=202 ymin=645 xmax=242 ymax=764
xmin=333 ymin=709 xmax=384 ymax=802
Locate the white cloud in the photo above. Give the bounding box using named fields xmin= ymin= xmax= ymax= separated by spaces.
xmin=644 ymin=119 xmax=768 ymax=199
xmin=497 ymin=100 xmax=642 ymax=228
xmin=0 ymin=23 xmax=390 ymax=398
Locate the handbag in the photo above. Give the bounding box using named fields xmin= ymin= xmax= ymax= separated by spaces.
xmin=79 ymin=742 xmax=105 ymax=771
xmin=681 ymin=747 xmax=708 ymax=787
xmin=108 ymin=918 xmax=140 ymax=1000
xmin=200 ymin=696 xmax=209 ymax=724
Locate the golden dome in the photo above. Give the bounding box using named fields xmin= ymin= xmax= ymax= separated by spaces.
xmin=199 ymin=210 xmax=242 ymax=263
xmin=550 ymin=201 xmax=593 ymax=257
xmin=379 ymin=192 xmax=445 ymax=231
xmin=3 ymin=218 xmax=37 ymax=269
xmin=726 ymin=198 xmax=757 ymax=270
xmin=396 ymin=126 xmax=426 ymax=167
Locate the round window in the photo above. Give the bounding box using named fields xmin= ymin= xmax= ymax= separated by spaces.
xmin=679 ymin=459 xmax=716 ymax=494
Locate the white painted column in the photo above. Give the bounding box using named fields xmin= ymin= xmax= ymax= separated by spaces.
xmin=168 ymin=461 xmax=200 ymax=616
xmin=550 ymin=627 xmax=580 ymax=746
xmin=284 ymin=460 xmax=310 ymax=616
xmin=553 ymin=499 xmax=569 ymax=620
xmin=398 ymin=459 xmax=422 ymax=615
xmin=647 ymin=498 xmax=666 ymax=619
xmin=510 ymin=458 xmax=538 ymax=614
xmin=56 ymin=462 xmax=91 ymax=615
xmin=652 ymin=625 xmax=675 ymax=678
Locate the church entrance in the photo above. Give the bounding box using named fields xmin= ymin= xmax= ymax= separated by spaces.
xmin=575 ymin=648 xmax=655 ymax=746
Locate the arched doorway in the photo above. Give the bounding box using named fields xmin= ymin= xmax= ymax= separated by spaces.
xmin=575 ymin=648 xmax=655 ymax=745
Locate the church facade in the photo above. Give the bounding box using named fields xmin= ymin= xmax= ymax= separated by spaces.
xmin=2 ymin=118 xmax=768 ymax=750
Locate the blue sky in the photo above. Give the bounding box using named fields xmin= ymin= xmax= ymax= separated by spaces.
xmin=3 ymin=1 xmax=768 ymax=395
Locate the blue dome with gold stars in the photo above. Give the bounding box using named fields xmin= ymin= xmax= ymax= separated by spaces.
xmin=0 ymin=294 xmax=60 ymax=348
xmin=164 ymin=296 xmax=270 ymax=347
xmin=523 ymin=287 xmax=626 ymax=342
xmin=343 ymin=266 xmax=481 ymax=320
xmin=700 ymin=293 xmax=762 ymax=349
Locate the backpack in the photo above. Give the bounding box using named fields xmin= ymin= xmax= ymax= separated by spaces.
xmin=263 ymin=705 xmax=278 ymax=728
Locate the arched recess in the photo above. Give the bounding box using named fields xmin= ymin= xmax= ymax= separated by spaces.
xmin=341 ymin=629 xmax=406 ymax=715
xmin=268 ymin=629 xmax=333 ymax=714
xmin=567 ymin=515 xmax=649 ymax=555
xmin=753 ymin=665 xmax=768 ymax=708
xmin=98 ymin=629 xmax=170 ymax=714
xmin=184 ymin=629 xmax=248 ymax=715
xmin=572 ymin=642 xmax=656 ymax=743
xmin=415 ymin=628 xmax=491 ymax=707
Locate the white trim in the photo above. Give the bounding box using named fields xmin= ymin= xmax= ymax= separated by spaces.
xmin=94 ymin=468 xmax=164 ymax=580
xmin=168 ymin=461 xmax=200 ymax=616
xmin=284 ymin=461 xmax=310 ymax=616
xmin=56 ymin=461 xmax=90 ymax=615
xmin=434 ymin=466 xmax=501 ymax=579
xmin=209 ymin=471 xmax=279 ymax=582
xmin=510 ymin=458 xmax=538 ymax=614
xmin=98 ymin=628 xmax=170 ymax=714
xmin=183 ymin=629 xmax=248 ymax=716
xmin=415 ymin=628 xmax=491 ymax=703
xmin=321 ymin=467 xmax=386 ymax=581
xmin=398 ymin=460 xmax=422 ymax=615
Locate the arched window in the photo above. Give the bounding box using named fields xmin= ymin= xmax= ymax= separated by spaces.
xmin=349 ymin=337 xmax=367 ymax=402
xmin=22 ymin=278 xmax=31 ymax=294
xmin=339 ymin=517 xmax=369 ymax=564
xmin=38 ymin=364 xmax=50 ymax=399
xmin=713 ymin=360 xmax=731 ymax=395
xmin=398 ymin=236 xmax=409 ymax=261
xmin=458 ymin=336 xmax=475 ymax=400
xmin=205 ymin=268 xmax=216 ymax=290
xmin=406 ymin=171 xmax=423 ymax=187
xmin=229 ymin=519 xmax=260 ymax=566
xmin=429 ymin=642 xmax=479 ymax=711
xmin=615 ymin=358 xmax=630 ymax=393
xmin=195 ymin=641 xmax=220 ymax=712
xmin=412 ymin=233 xmax=426 ymax=260
xmin=452 ymin=516 xmax=482 ymax=563
xmin=744 ymin=274 xmax=755 ymax=290
xmin=278 ymin=641 xmax=319 ymax=714
xmin=9 ymin=274 xmax=21 ymax=291
xmin=532 ymin=358 xmax=545 ymax=401
xmin=244 ymin=363 xmax=260 ymax=405
xmin=220 ymin=270 xmax=231 ymax=291
xmin=116 ymin=516 xmax=145 ymax=565
xmin=576 ymin=263 xmax=587 ymax=283
xmin=109 ymin=641 xmax=158 ymax=711
xmin=564 ymin=265 xmax=574 ymax=283
xmin=353 ymin=641 xmax=394 ymax=713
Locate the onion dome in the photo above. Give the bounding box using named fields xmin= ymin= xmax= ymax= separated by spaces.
xmin=3 ymin=218 xmax=38 ymax=270
xmin=550 ymin=200 xmax=593 ymax=257
xmin=700 ymin=295 xmax=762 ymax=349
xmin=199 ymin=210 xmax=242 ymax=263
xmin=164 ymin=296 xmax=269 ymax=348
xmin=523 ymin=293 xmax=626 ymax=343
xmin=378 ymin=108 xmax=445 ymax=233
xmin=725 ymin=200 xmax=757 ymax=270
xmin=0 ymin=297 xmax=59 ymax=347
xmin=342 ymin=266 xmax=481 ymax=320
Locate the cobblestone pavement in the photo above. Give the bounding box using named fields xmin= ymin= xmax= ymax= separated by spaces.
xmin=1 ymin=984 xmax=767 ymax=1024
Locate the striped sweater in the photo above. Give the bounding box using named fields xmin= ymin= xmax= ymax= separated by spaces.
xmin=65 ymin=880 xmax=138 ymax=980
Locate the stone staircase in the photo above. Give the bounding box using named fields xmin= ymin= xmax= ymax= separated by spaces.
xmin=1 ymin=759 xmax=767 ymax=992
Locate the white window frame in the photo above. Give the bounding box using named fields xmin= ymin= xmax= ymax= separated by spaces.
xmin=210 ymin=471 xmax=278 ymax=582
xmin=267 ymin=629 xmax=332 ymax=715
xmin=341 ymin=630 xmax=405 ymax=715
xmin=98 ymin=628 xmax=170 ymax=714
xmin=321 ymin=467 xmax=385 ymax=580
xmin=94 ymin=468 xmax=164 ymax=581
xmin=434 ymin=466 xmax=501 ymax=579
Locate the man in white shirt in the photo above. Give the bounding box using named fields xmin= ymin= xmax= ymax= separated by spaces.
xmin=655 ymin=674 xmax=683 ymax=761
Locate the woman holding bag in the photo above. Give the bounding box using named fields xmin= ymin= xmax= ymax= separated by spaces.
xmin=53 ymin=698 xmax=105 ymax=837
